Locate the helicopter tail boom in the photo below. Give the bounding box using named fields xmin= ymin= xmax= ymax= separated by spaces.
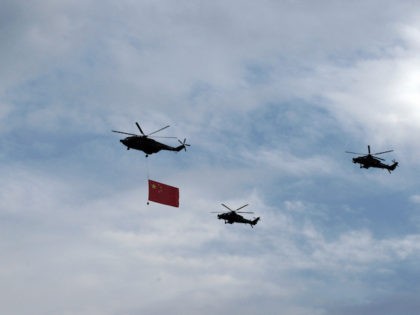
xmin=250 ymin=217 xmax=260 ymax=227
xmin=174 ymin=144 xmax=186 ymax=152
xmin=387 ymin=161 xmax=399 ymax=173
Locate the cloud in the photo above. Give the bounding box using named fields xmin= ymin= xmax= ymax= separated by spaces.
xmin=2 ymin=1 xmax=420 ymax=315
xmin=326 ymin=294 xmax=420 ymax=315
xmin=410 ymin=194 xmax=420 ymax=204
xmin=2 ymin=162 xmax=420 ymax=314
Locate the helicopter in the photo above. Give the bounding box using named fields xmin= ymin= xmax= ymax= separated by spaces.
xmin=112 ymin=122 xmax=190 ymax=157
xmin=346 ymin=145 xmax=398 ymax=173
xmin=212 ymin=204 xmax=260 ymax=228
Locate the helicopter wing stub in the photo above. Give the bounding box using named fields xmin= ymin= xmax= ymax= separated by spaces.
xmin=372 ymin=156 xmax=386 ymax=161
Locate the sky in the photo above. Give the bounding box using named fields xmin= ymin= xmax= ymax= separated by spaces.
xmin=1 ymin=1 xmax=420 ymax=314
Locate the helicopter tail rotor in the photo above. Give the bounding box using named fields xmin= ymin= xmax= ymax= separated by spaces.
xmin=177 ymin=138 xmax=191 ymax=152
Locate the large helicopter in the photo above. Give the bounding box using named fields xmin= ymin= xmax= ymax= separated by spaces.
xmin=346 ymin=145 xmax=398 ymax=173
xmin=212 ymin=204 xmax=260 ymax=228
xmin=112 ymin=122 xmax=190 ymax=157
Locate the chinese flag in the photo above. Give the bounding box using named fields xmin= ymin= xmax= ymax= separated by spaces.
xmin=148 ymin=179 xmax=179 ymax=207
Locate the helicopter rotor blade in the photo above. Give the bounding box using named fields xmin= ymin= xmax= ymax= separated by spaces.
xmin=235 ymin=204 xmax=249 ymax=211
xmin=372 ymin=150 xmax=393 ymax=155
xmin=221 ymin=203 xmax=233 ymax=211
xmin=135 ymin=122 xmax=145 ymax=136
xmin=345 ymin=151 xmax=365 ymax=155
xmin=150 ymin=136 xmax=178 ymax=139
xmin=147 ymin=125 xmax=170 ymax=136
xmin=112 ymin=130 xmax=138 ymax=136
xmin=236 ymin=211 xmax=254 ymax=214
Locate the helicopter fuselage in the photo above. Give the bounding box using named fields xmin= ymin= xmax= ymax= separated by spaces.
xmin=347 ymin=145 xmax=398 ymax=173
xmin=113 ymin=122 xmax=189 ymax=157
xmin=352 ymin=155 xmax=398 ymax=172
xmin=120 ymin=136 xmax=183 ymax=155
xmin=217 ymin=212 xmax=260 ymax=227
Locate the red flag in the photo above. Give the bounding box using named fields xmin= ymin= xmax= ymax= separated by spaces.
xmin=148 ymin=179 xmax=179 ymax=207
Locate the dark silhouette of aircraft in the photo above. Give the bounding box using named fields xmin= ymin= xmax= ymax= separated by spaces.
xmin=112 ymin=122 xmax=190 ymax=157
xmin=212 ymin=204 xmax=260 ymax=228
xmin=346 ymin=145 xmax=398 ymax=173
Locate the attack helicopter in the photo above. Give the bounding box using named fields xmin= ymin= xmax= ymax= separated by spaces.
xmin=112 ymin=122 xmax=190 ymax=157
xmin=346 ymin=145 xmax=398 ymax=173
xmin=212 ymin=204 xmax=260 ymax=228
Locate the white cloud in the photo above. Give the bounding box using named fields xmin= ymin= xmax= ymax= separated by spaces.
xmin=242 ymin=149 xmax=339 ymax=177
xmin=1 ymin=163 xmax=420 ymax=314
xmin=2 ymin=1 xmax=420 ymax=315
xmin=410 ymin=195 xmax=420 ymax=204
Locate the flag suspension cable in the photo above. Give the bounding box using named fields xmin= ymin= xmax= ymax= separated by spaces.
xmin=146 ymin=155 xmax=150 ymax=180
xmin=146 ymin=156 xmax=150 ymax=205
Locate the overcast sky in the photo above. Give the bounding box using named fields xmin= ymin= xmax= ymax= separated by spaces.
xmin=1 ymin=1 xmax=420 ymax=314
